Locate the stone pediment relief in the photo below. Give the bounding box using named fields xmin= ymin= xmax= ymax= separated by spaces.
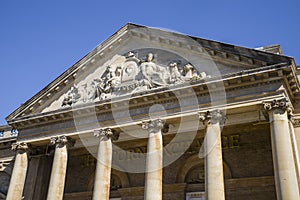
xmin=8 ymin=23 xmax=294 ymax=122
xmin=61 ymin=49 xmax=208 ymax=107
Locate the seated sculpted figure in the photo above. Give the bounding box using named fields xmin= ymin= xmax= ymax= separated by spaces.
xmin=62 ymin=86 xmax=81 ymax=106
xmin=169 ymin=62 xmax=184 ymax=84
xmin=140 ymin=53 xmax=168 ymax=86
xmin=103 ymin=65 xmax=121 ymax=93
xmin=88 ymin=79 xmax=105 ymax=100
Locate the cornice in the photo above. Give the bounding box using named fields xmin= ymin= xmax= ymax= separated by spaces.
xmin=8 ymin=64 xmax=292 ymax=129
xmin=6 ymin=24 xmax=133 ymax=122
xmin=14 ymin=99 xmax=273 ymax=144
xmin=129 ymin=27 xmax=292 ymax=68
xmin=6 ymin=24 xmax=297 ymax=124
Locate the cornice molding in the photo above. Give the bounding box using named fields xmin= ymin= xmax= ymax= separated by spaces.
xmin=7 ymin=25 xmax=296 ymax=123
xmin=8 ymin=70 xmax=290 ymax=129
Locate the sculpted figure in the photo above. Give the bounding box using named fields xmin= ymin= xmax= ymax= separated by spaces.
xmin=78 ymin=83 xmax=89 ymax=103
xmin=62 ymin=86 xmax=81 ymax=106
xmin=126 ymin=51 xmax=137 ymax=59
xmin=184 ymin=63 xmax=197 ymax=79
xmin=104 ymin=65 xmax=121 ymax=93
xmin=88 ymin=79 xmax=105 ymax=100
xmin=169 ymin=62 xmax=183 ymax=84
xmin=122 ymin=52 xmax=140 ymax=83
xmin=140 ymin=53 xmax=168 ymax=86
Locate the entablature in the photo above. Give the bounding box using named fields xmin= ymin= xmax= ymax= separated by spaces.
xmin=0 ymin=125 xmax=17 ymax=145
xmin=7 ymin=24 xmax=298 ymax=124
xmin=8 ymin=61 xmax=296 ymax=130
xmin=14 ymin=94 xmax=284 ymax=146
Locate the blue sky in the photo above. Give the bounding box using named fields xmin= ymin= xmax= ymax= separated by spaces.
xmin=0 ymin=1 xmax=299 ymax=125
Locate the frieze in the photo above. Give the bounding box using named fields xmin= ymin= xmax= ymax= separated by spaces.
xmin=62 ymin=50 xmax=207 ymax=107
xmin=79 ymin=134 xmax=240 ymax=167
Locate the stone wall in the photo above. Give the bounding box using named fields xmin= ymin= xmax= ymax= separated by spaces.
xmin=61 ymin=123 xmax=275 ymax=199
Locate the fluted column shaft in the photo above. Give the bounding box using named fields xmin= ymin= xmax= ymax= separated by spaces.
xmin=47 ymin=136 xmax=73 ymax=200
xmin=142 ymin=119 xmax=165 ymax=200
xmin=199 ymin=110 xmax=225 ymax=200
xmin=263 ymin=98 xmax=300 ymax=200
xmin=6 ymin=142 xmax=29 ymax=200
xmin=93 ymin=128 xmax=119 ymax=200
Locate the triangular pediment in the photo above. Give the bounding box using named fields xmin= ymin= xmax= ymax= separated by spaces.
xmin=6 ymin=23 xmax=293 ymax=122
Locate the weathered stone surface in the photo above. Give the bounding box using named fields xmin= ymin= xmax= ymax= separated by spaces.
xmin=264 ymin=100 xmax=300 ymax=199
xmin=199 ymin=110 xmax=225 ymax=200
xmin=46 ymin=136 xmax=71 ymax=200
xmin=2 ymin=24 xmax=300 ymax=200
xmin=143 ymin=119 xmax=164 ymax=200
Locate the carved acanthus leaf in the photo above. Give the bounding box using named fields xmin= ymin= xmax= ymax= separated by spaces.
xmin=263 ymin=98 xmax=290 ymax=111
xmin=199 ymin=110 xmax=226 ymax=125
xmin=142 ymin=119 xmax=168 ymax=133
xmin=263 ymin=98 xmax=293 ymax=120
xmin=11 ymin=142 xmax=29 ymax=152
xmin=94 ymin=128 xmax=119 ymax=141
xmin=50 ymin=135 xmax=74 ymax=147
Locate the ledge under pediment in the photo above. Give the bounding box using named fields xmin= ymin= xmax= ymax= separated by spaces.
xmin=6 ymin=23 xmax=298 ymax=124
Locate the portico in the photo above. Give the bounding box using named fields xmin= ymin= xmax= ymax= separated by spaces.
xmin=2 ymin=24 xmax=300 ymax=200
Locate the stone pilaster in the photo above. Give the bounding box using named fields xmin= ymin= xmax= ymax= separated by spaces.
xmin=6 ymin=142 xmax=29 ymax=200
xmin=288 ymin=117 xmax=300 ymax=191
xmin=263 ymin=98 xmax=300 ymax=200
xmin=92 ymin=128 xmax=119 ymax=200
xmin=47 ymin=136 xmax=74 ymax=200
xmin=199 ymin=110 xmax=226 ymax=200
xmin=142 ymin=119 xmax=166 ymax=200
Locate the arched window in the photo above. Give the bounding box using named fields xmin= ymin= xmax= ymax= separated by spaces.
xmin=176 ymin=154 xmax=232 ymax=183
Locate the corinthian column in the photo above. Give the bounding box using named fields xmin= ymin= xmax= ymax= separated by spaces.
xmin=6 ymin=142 xmax=29 ymax=200
xmin=93 ymin=128 xmax=119 ymax=200
xmin=263 ymin=98 xmax=300 ymax=200
xmin=47 ymin=136 xmax=74 ymax=200
xmin=199 ymin=110 xmax=226 ymax=200
xmin=142 ymin=119 xmax=166 ymax=200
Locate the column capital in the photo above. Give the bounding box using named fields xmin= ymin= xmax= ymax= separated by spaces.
xmin=94 ymin=128 xmax=119 ymax=141
xmin=263 ymin=98 xmax=293 ymax=120
xmin=50 ymin=135 xmax=75 ymax=148
xmin=291 ymin=117 xmax=300 ymax=126
xmin=142 ymin=119 xmax=168 ymax=133
xmin=199 ymin=110 xmax=226 ymax=125
xmin=263 ymin=98 xmax=291 ymax=111
xmin=11 ymin=142 xmax=29 ymax=153
xmin=7 ymin=142 xmax=29 ymax=200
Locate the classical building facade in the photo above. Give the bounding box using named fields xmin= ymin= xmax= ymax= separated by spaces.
xmin=1 ymin=23 xmax=300 ymax=199
xmin=0 ymin=125 xmax=17 ymax=199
